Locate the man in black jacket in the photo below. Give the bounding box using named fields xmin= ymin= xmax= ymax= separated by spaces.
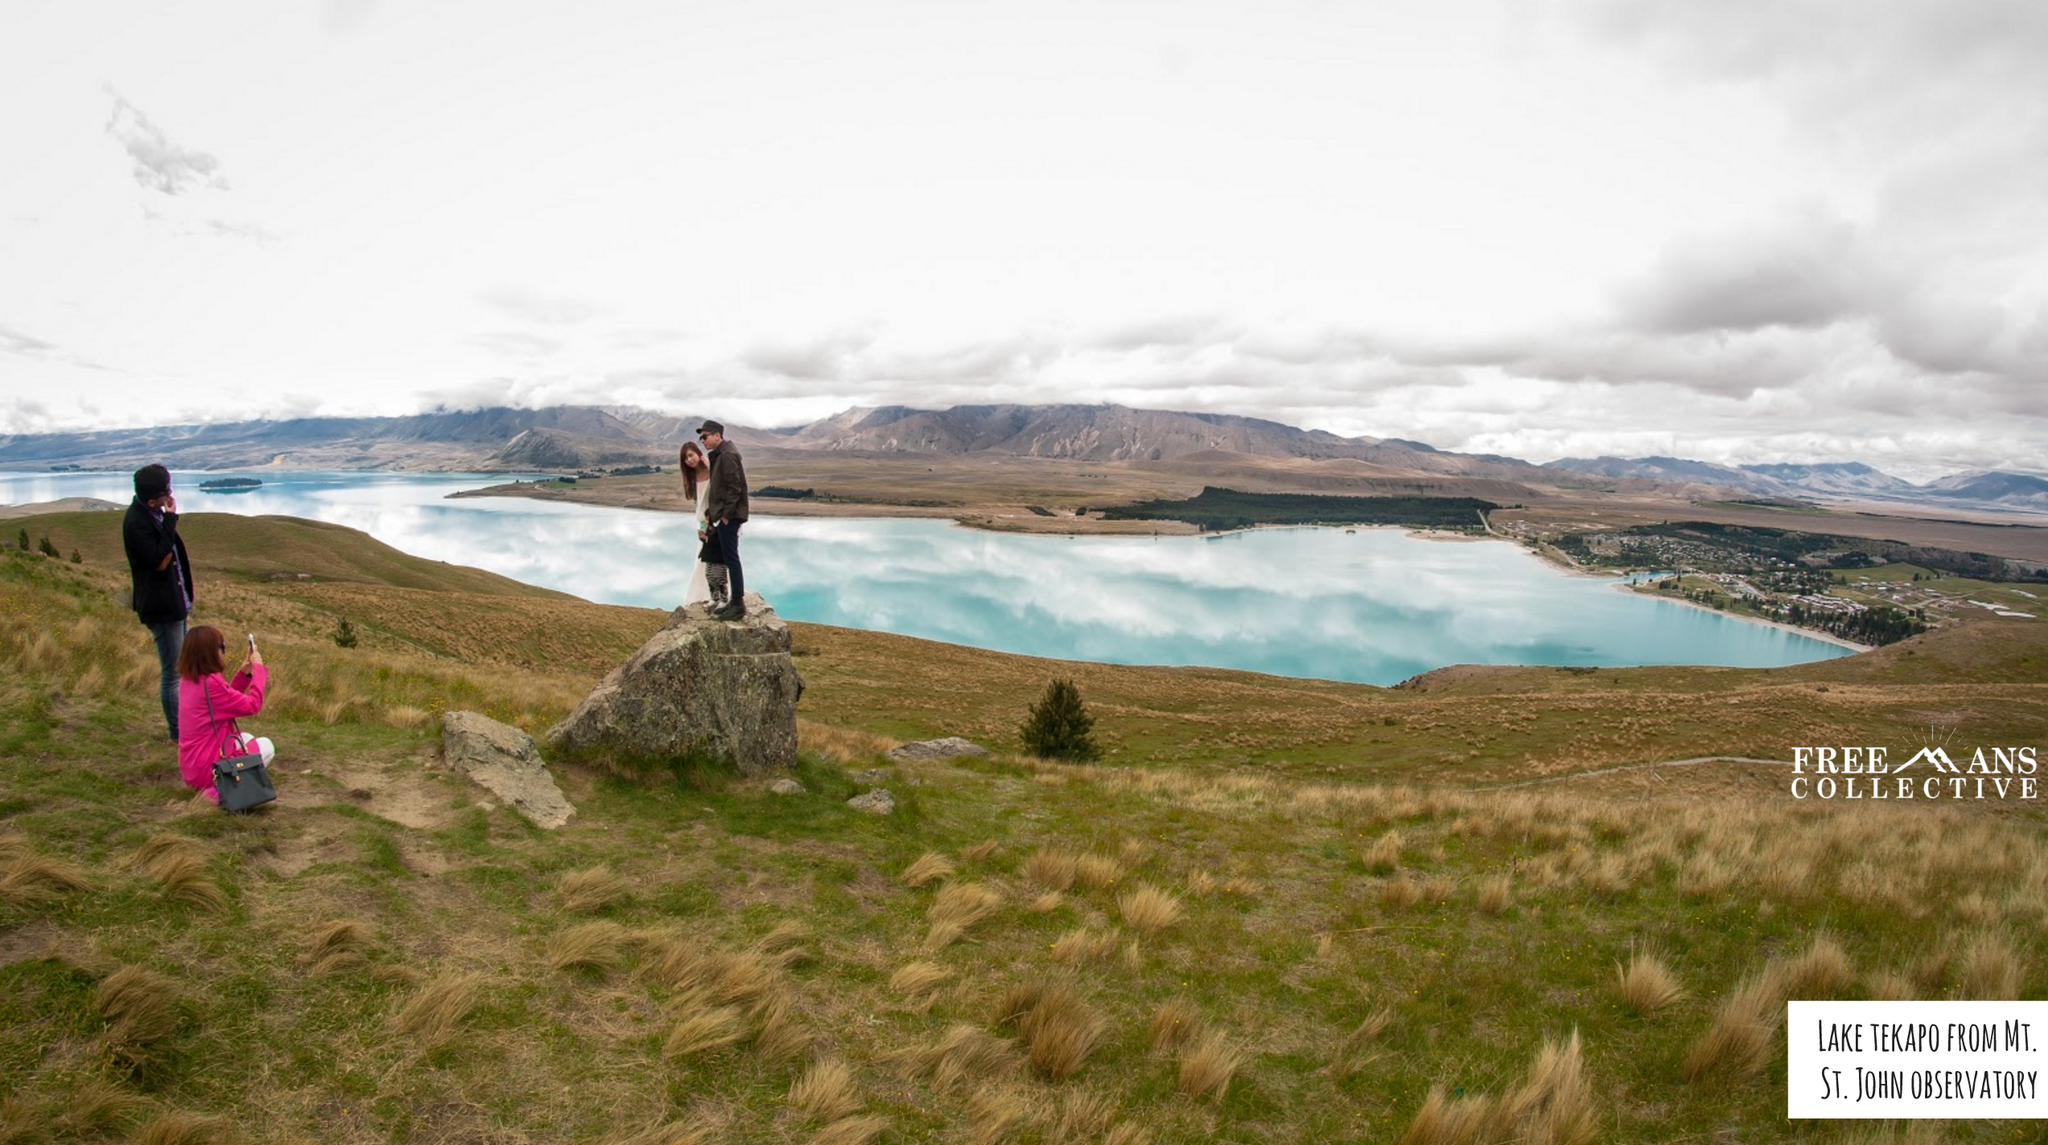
xmin=122 ymin=464 xmax=192 ymax=740
xmin=697 ymin=420 xmax=751 ymax=621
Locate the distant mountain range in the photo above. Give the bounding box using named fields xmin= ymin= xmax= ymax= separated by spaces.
xmin=1542 ymin=456 xmax=2048 ymax=509
xmin=2 ymin=402 xmax=2043 ymax=510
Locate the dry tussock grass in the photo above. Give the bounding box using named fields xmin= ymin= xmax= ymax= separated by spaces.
xmin=1150 ymin=998 xmax=1204 ymax=1051
xmin=1051 ymin=927 xmax=1122 ymax=966
xmin=806 ymin=1115 xmax=887 ymax=1145
xmin=889 ymin=960 xmax=953 ymax=1010
xmin=664 ymin=998 xmax=747 ymax=1060
xmin=1363 ymin=830 xmax=1403 ymax=874
xmin=901 ymin=851 xmax=956 ymax=888
xmin=750 ymin=992 xmax=813 ymax=1064
xmin=548 ymin=920 xmax=629 ymax=973
xmin=1867 ymin=970 xmax=1916 ymax=1001
xmin=131 ymin=1111 xmax=237 ymax=1145
xmin=393 ymin=971 xmax=485 ymax=1048
xmin=1115 ymin=883 xmax=1182 ymax=935
xmin=300 ymin=918 xmax=372 ymax=977
xmin=56 ymin=1076 xmax=151 ymax=1137
xmin=557 ymin=866 xmax=628 ymax=913
xmin=1023 ymin=849 xmax=1080 ymax=891
xmin=1682 ymin=964 xmax=1789 ymax=1082
xmin=648 ymin=943 xmax=784 ymax=1007
xmin=147 ymin=851 xmax=227 ymax=912
xmin=0 ymin=853 xmax=91 ymax=908
xmin=1332 ymin=1006 xmax=1393 ymax=1078
xmin=1010 ymin=983 xmax=1105 ymax=1081
xmin=925 ymin=881 xmax=1002 ymax=951
xmin=962 ymin=839 xmax=1001 ymax=863
xmin=1840 ymin=1120 xmax=1952 ymax=1145
xmin=1183 ymin=868 xmax=1218 ymax=896
xmin=1047 ymin=1089 xmax=1117 ymax=1143
xmin=1960 ymin=931 xmax=2024 ymax=999
xmin=1028 ymin=891 xmax=1065 ymax=914
xmin=1074 ymin=853 xmax=1124 ymax=890
xmin=1477 ymin=873 xmax=1512 ymax=915
xmin=750 ymin=920 xmax=814 ymax=969
xmin=796 ymin=718 xmax=897 ymax=762
xmin=1380 ymin=875 xmax=1423 ymax=910
xmin=1615 ymin=947 xmax=1685 ymax=1015
xmin=790 ymin=1058 xmax=863 ymax=1122
xmin=906 ymin=1023 xmax=1021 ymax=1090
xmin=1398 ymin=1030 xmax=1594 ymax=1145
xmin=95 ymin=966 xmax=182 ymax=1067
xmin=600 ymin=1119 xmax=715 ymax=1145
xmin=967 ymin=1084 xmax=1034 ymax=1145
xmin=128 ymin=833 xmax=204 ymax=877
xmin=1178 ymin=1031 xmax=1244 ymax=1101
xmin=1784 ymin=933 xmax=1854 ymax=998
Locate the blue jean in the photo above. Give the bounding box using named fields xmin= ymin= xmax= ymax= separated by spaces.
xmin=148 ymin=619 xmax=185 ymax=740
xmin=706 ymin=520 xmax=744 ymax=603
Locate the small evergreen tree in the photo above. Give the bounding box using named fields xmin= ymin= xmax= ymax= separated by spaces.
xmin=332 ymin=617 xmax=359 ymax=648
xmin=37 ymin=536 xmax=59 ymax=558
xmin=14 ymin=528 xmax=25 ymax=551
xmin=1020 ymin=678 xmax=1101 ymax=762
xmin=70 ymin=549 xmax=82 ymax=564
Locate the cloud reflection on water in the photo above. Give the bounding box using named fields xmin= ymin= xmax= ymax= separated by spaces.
xmin=0 ymin=470 xmax=1850 ymax=685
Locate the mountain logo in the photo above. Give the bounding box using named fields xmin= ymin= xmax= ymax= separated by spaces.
xmin=1899 ymin=747 xmax=1959 ymax=774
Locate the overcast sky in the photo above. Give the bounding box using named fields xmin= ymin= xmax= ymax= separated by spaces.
xmin=2 ymin=0 xmax=2043 ymax=479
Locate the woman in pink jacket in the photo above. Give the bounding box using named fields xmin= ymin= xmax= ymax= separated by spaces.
xmin=176 ymin=625 xmax=271 ymax=804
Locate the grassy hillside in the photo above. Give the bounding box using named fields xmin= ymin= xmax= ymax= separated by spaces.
xmin=2 ymin=514 xmax=2045 ymax=1144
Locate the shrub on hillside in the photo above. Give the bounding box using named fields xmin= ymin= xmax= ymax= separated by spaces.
xmin=1020 ymin=678 xmax=1101 ymax=762
xmin=332 ymin=617 xmax=359 ymax=648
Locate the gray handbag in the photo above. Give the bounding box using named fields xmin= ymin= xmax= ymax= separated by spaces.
xmin=205 ymin=681 xmax=275 ymax=813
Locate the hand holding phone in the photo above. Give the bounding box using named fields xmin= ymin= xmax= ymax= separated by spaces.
xmin=247 ymin=633 xmax=262 ymax=665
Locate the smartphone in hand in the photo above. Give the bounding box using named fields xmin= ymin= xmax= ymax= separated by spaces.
xmin=247 ymin=633 xmax=258 ymax=655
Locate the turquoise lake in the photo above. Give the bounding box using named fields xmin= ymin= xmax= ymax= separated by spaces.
xmin=1 ymin=470 xmax=1854 ymax=685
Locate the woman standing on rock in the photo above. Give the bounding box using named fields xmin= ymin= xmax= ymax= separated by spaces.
xmin=680 ymin=441 xmax=713 ymax=607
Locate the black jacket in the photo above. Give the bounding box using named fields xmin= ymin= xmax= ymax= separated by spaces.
xmin=123 ymin=498 xmax=192 ymax=625
xmin=704 ymin=440 xmax=750 ymax=525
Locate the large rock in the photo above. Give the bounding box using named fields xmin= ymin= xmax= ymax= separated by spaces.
xmin=441 ymin=711 xmax=576 ymax=829
xmin=887 ymin=736 xmax=989 ymax=762
xmin=546 ymin=595 xmax=804 ymax=776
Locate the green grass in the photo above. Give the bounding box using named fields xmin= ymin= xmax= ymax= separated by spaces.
xmin=0 ymin=520 xmax=2045 ymax=1142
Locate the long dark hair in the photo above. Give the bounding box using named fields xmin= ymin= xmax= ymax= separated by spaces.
xmin=177 ymin=625 xmax=227 ymax=682
xmin=680 ymin=442 xmax=705 ymax=499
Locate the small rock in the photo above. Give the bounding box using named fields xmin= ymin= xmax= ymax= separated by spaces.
xmin=851 ymin=768 xmax=891 ymax=783
xmin=442 ymin=711 xmax=576 ymax=830
xmin=847 ymin=789 xmax=896 ymax=815
xmin=886 ymin=736 xmax=989 ymax=762
xmin=768 ymin=778 xmax=805 ymax=796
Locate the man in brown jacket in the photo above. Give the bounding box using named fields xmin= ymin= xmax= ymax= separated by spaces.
xmin=697 ymin=420 xmax=751 ymax=620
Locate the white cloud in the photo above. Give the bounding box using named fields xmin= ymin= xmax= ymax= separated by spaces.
xmin=103 ymin=92 xmax=228 ymax=196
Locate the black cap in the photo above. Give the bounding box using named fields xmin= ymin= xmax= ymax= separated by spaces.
xmin=696 ymin=420 xmax=724 ymax=436
xmin=134 ymin=464 xmax=171 ymax=501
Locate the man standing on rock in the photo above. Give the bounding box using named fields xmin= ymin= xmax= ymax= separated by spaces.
xmin=697 ymin=419 xmax=751 ymax=621
xmin=122 ymin=463 xmax=193 ymax=741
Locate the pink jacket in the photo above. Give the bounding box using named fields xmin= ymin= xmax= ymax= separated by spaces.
xmin=177 ymin=665 xmax=268 ymax=798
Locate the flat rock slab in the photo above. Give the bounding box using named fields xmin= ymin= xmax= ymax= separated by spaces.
xmin=546 ymin=595 xmax=804 ymax=777
xmin=768 ymin=778 xmax=805 ymax=796
xmin=441 ymin=711 xmax=575 ymax=830
xmin=886 ymin=737 xmax=990 ymax=762
xmin=847 ymin=790 xmax=896 ymax=815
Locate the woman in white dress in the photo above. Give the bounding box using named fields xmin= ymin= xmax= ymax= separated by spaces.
xmin=680 ymin=441 xmax=713 ymax=606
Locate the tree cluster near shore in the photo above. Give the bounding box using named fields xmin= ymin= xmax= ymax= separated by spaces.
xmin=1101 ymin=486 xmax=1496 ymax=532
